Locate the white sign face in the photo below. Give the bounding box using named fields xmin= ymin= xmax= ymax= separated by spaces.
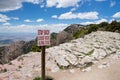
xmin=37 ymin=30 xmax=50 ymax=46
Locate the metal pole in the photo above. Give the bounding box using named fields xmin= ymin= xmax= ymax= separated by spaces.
xmin=41 ymin=46 xmax=46 ymax=80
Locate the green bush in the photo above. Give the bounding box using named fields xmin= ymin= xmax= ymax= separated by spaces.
xmin=84 ymin=49 xmax=94 ymax=56
xmin=31 ymin=43 xmax=41 ymax=52
xmin=33 ymin=77 xmax=42 ymax=80
xmin=33 ymin=76 xmax=53 ymax=80
xmin=98 ymin=22 xmax=109 ymax=28
xmin=73 ymin=30 xmax=87 ymax=39
xmin=87 ymin=24 xmax=98 ymax=33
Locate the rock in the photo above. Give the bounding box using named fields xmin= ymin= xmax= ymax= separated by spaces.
xmin=55 ymin=54 xmax=69 ymax=67
xmin=111 ymin=54 xmax=119 ymax=60
xmin=0 ymin=65 xmax=3 ymax=71
xmin=80 ymin=56 xmax=93 ymax=65
xmin=13 ymin=72 xmax=22 ymax=79
xmin=47 ymin=31 xmax=120 ymax=70
xmin=98 ymin=65 xmax=106 ymax=69
xmin=51 ymin=66 xmax=59 ymax=73
xmin=98 ymin=62 xmax=109 ymax=69
xmin=69 ymin=69 xmax=75 ymax=73
xmin=82 ymin=67 xmax=92 ymax=72
xmin=26 ymin=73 xmax=32 ymax=78
xmin=46 ymin=61 xmax=60 ymax=72
xmin=92 ymin=49 xmax=107 ymax=59
xmin=65 ymin=53 xmax=77 ymax=65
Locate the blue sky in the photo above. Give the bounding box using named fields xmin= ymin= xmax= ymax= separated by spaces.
xmin=0 ymin=0 xmax=120 ymax=33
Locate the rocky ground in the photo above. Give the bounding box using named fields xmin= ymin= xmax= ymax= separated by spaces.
xmin=0 ymin=31 xmax=120 ymax=80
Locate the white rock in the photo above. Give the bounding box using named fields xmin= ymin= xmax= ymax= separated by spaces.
xmin=98 ymin=64 xmax=106 ymax=69
xmin=92 ymin=49 xmax=107 ymax=59
xmin=55 ymin=56 xmax=69 ymax=67
xmin=116 ymin=51 xmax=120 ymax=55
xmin=65 ymin=54 xmax=77 ymax=65
xmin=80 ymin=56 xmax=93 ymax=65
xmin=98 ymin=62 xmax=110 ymax=69
xmin=69 ymin=69 xmax=75 ymax=73
xmin=111 ymin=55 xmax=119 ymax=60
xmin=82 ymin=67 xmax=92 ymax=72
xmin=51 ymin=66 xmax=59 ymax=73
xmin=98 ymin=49 xmax=107 ymax=59
xmin=26 ymin=73 xmax=32 ymax=77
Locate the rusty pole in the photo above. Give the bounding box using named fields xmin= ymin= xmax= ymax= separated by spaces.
xmin=41 ymin=46 xmax=46 ymax=80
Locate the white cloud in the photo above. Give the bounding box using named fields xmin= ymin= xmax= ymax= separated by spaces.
xmin=57 ymin=0 xmax=80 ymax=8
xmin=24 ymin=0 xmax=43 ymax=4
xmin=112 ymin=12 xmax=120 ymax=18
xmin=58 ymin=11 xmax=99 ymax=20
xmin=0 ymin=0 xmax=23 ymax=12
xmin=80 ymin=18 xmax=108 ymax=25
xmin=46 ymin=0 xmax=81 ymax=8
xmin=24 ymin=19 xmax=33 ymax=22
xmin=77 ymin=12 xmax=99 ymax=20
xmin=96 ymin=19 xmax=108 ymax=24
xmin=40 ymin=4 xmax=44 ymax=8
xmin=52 ymin=15 xmax=58 ymax=19
xmin=24 ymin=18 xmax=44 ymax=23
xmin=80 ymin=21 xmax=94 ymax=25
xmin=46 ymin=0 xmax=58 ymax=7
xmin=59 ymin=12 xmax=77 ymax=19
xmin=11 ymin=17 xmax=19 ymax=20
xmin=36 ymin=18 xmax=44 ymax=22
xmin=0 ymin=14 xmax=10 ymax=22
xmin=110 ymin=1 xmax=116 ymax=7
xmin=2 ymin=22 xmax=11 ymax=26
xmin=0 ymin=0 xmax=43 ymax=12
xmin=0 ymin=24 xmax=68 ymax=33
xmin=109 ymin=19 xmax=115 ymax=23
xmin=95 ymin=0 xmax=106 ymax=2
xmin=0 ymin=14 xmax=19 ymax=23
xmin=70 ymin=8 xmax=77 ymax=11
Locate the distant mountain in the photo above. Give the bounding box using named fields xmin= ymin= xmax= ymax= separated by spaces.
xmin=0 ymin=39 xmax=14 ymax=46
xmin=0 ymin=33 xmax=36 ymax=47
xmin=64 ymin=24 xmax=85 ymax=34
xmin=0 ymin=40 xmax=35 ymax=64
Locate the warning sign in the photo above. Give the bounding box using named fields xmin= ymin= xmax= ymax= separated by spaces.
xmin=37 ymin=30 xmax=50 ymax=46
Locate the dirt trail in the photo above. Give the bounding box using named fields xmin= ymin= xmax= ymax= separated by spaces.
xmin=47 ymin=57 xmax=120 ymax=80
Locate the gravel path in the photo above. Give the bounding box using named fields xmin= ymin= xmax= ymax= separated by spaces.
xmin=47 ymin=56 xmax=120 ymax=80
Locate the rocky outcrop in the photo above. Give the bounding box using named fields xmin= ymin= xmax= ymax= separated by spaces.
xmin=64 ymin=24 xmax=85 ymax=34
xmin=46 ymin=31 xmax=120 ymax=71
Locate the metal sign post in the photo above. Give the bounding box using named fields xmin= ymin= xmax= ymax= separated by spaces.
xmin=37 ymin=30 xmax=50 ymax=80
xmin=41 ymin=46 xmax=45 ymax=80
